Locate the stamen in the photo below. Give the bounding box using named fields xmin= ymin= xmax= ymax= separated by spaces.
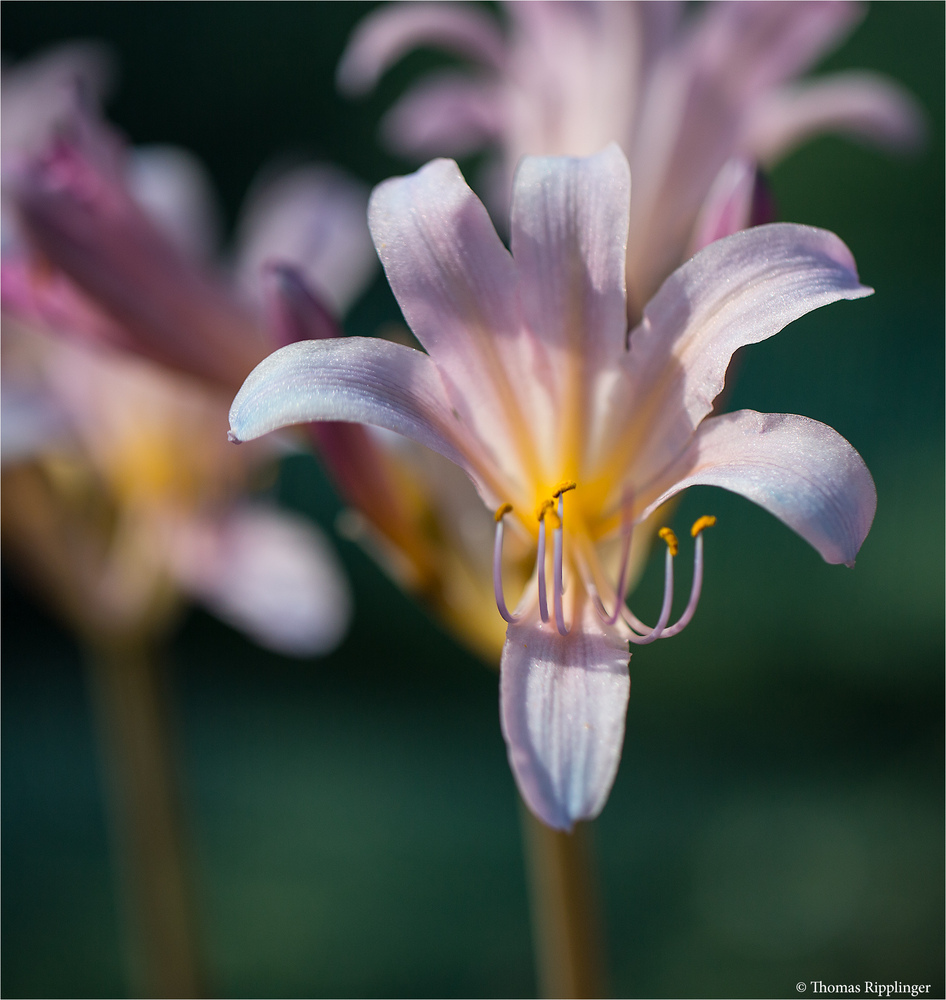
xmin=536 ymin=500 xmax=553 ymax=623
xmin=658 ymin=526 xmax=679 ymax=556
xmin=660 ymin=515 xmax=716 ymax=638
xmin=552 ymin=490 xmax=570 ymax=635
xmin=691 ymin=515 xmax=716 ymax=537
xmin=493 ymin=504 xmax=519 ymax=623
xmin=625 ymin=527 xmax=677 ymax=644
xmin=552 ymin=480 xmax=576 ymax=498
xmin=593 ymin=491 xmax=636 ymax=626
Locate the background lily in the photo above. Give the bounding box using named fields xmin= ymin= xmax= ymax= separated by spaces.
xmin=1 ymin=43 xmax=374 ymax=996
xmin=339 ymin=0 xmax=923 ymax=317
xmin=2 ymin=43 xmax=376 ymax=655
xmin=229 ymin=145 xmax=877 ymax=830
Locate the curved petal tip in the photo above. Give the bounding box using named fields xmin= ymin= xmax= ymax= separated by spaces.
xmin=500 ymin=607 xmax=630 ymax=830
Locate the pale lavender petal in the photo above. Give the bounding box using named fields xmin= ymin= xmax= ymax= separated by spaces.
xmin=686 ymin=1 xmax=862 ymax=94
xmin=616 ymin=224 xmax=872 ymax=484
xmin=511 ymin=143 xmax=630 ymax=371
xmin=625 ymin=1 xmax=861 ymax=310
xmin=167 ymin=505 xmax=351 ymax=656
xmin=369 ymin=158 xmax=549 ymax=485
xmin=745 ymin=72 xmax=927 ymax=165
xmin=380 ymin=72 xmax=504 ymax=159
xmin=126 ymin=144 xmax=222 ymax=261
xmin=337 ymin=1 xmax=506 ymax=96
xmin=639 ymin=410 xmax=876 ymax=567
xmin=236 ymin=165 xmax=375 ymax=316
xmin=228 ymin=337 xmax=482 ymax=484
xmin=501 ymin=601 xmax=630 ymax=830
xmin=686 ymin=156 xmax=757 ymax=255
xmin=1 ymin=42 xmax=113 ymax=165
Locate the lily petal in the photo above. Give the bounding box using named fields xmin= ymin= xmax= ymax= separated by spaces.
xmin=228 ymin=336 xmax=485 ymax=488
xmin=746 ymin=72 xmax=927 ymax=165
xmin=501 ymin=600 xmax=630 ymax=831
xmin=236 ymin=165 xmax=375 ymax=316
xmin=166 ymin=505 xmax=351 ymax=656
xmin=369 ymin=158 xmax=546 ymax=489
xmin=337 ymin=1 xmax=506 ymax=96
xmin=511 ymin=143 xmax=630 ymax=376
xmin=614 ymin=224 xmax=872 ymax=484
xmin=640 ymin=409 xmax=877 ymax=567
xmin=380 ymin=72 xmax=504 ymax=160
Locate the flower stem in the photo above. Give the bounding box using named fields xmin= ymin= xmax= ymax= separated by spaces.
xmin=86 ymin=636 xmax=205 ymax=998
xmin=519 ymin=803 xmax=609 ymax=999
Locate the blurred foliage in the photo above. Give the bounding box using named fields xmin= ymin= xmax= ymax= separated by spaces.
xmin=2 ymin=2 xmax=943 ymax=998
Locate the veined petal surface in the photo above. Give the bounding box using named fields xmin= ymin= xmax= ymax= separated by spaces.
xmin=228 ymin=337 xmax=495 ymax=498
xmin=610 ymin=224 xmax=872 ymax=487
xmin=501 ymin=600 xmax=630 ymax=831
xmin=369 ymin=157 xmax=550 ymax=491
xmin=639 ymin=409 xmax=877 ymax=567
xmin=511 ymin=144 xmax=630 ymax=381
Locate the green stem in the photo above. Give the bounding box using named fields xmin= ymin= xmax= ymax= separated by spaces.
xmin=86 ymin=636 xmax=206 ymax=998
xmin=519 ymin=804 xmax=609 ymax=999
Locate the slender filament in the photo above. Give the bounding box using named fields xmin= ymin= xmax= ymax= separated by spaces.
xmin=492 ymin=504 xmax=519 ymax=624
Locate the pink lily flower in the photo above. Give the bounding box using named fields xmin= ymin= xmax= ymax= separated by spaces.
xmin=338 ymin=0 xmax=923 ymax=317
xmin=228 ymin=146 xmax=877 ymax=829
xmin=2 ymin=46 xmax=375 ymax=654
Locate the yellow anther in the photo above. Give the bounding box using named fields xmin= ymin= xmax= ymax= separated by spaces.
xmin=552 ymin=480 xmax=577 ymax=498
xmin=535 ymin=498 xmax=555 ymax=521
xmin=494 ymin=502 xmax=513 ymax=522
xmin=658 ymin=526 xmax=679 ymax=556
xmin=691 ymin=515 xmax=717 ymax=538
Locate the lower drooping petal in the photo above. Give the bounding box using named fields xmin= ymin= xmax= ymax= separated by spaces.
xmin=500 ymin=601 xmax=630 ymax=831
xmin=166 ymin=505 xmax=352 ymax=656
xmin=639 ymin=409 xmax=877 ymax=567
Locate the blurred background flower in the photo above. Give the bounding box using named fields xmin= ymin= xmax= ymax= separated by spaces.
xmin=2 ymin=3 xmax=943 ymax=998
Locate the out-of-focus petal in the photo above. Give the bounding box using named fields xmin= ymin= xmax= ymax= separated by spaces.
xmin=1 ymin=42 xmax=113 ymax=167
xmin=228 ymin=337 xmax=488 ymax=490
xmin=612 ymin=224 xmax=872 ymax=484
xmin=236 ymin=165 xmax=375 ymax=316
xmin=686 ymin=1 xmax=863 ymax=95
xmin=166 ymin=505 xmax=352 ymax=656
xmin=380 ymin=72 xmax=504 ymax=159
xmin=745 ymin=72 xmax=927 ymax=165
xmin=261 ymin=265 xmax=432 ymax=562
xmin=369 ymin=158 xmax=548 ymax=487
xmin=639 ymin=409 xmax=877 ymax=568
xmin=686 ymin=156 xmax=757 ymax=255
xmin=126 ymin=144 xmax=222 ymax=261
xmin=0 ymin=376 xmax=70 ymax=464
xmin=14 ymin=141 xmax=266 ymax=389
xmin=500 ymin=599 xmax=630 ymax=831
xmin=337 ymin=1 xmax=506 ymax=96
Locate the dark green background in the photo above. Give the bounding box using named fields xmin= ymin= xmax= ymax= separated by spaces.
xmin=3 ymin=3 xmax=943 ymax=998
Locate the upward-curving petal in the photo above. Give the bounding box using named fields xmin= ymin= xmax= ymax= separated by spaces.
xmin=500 ymin=599 xmax=630 ymax=831
xmin=511 ymin=144 xmax=630 ymax=376
xmin=605 ymin=224 xmax=872 ymax=488
xmin=638 ymin=409 xmax=877 ymax=567
xmin=337 ymin=1 xmax=506 ymax=96
xmin=745 ymin=72 xmax=927 ymax=165
xmin=369 ymin=158 xmax=551 ymax=492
